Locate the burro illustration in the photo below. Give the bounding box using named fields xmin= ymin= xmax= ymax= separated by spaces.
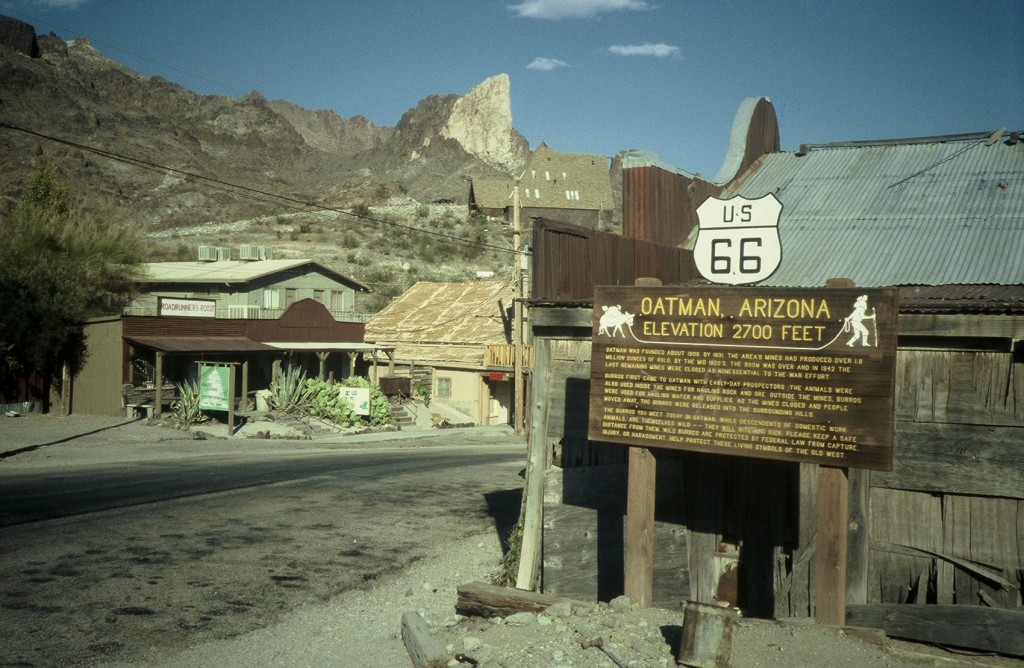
xmin=597 ymin=304 xmax=634 ymax=337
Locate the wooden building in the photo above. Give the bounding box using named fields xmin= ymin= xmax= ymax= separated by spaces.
xmin=65 ymin=254 xmax=380 ymax=417
xmin=364 ymin=280 xmax=530 ymax=426
xmin=470 ymin=143 xmax=616 ymax=230
xmin=523 ymin=98 xmax=1024 ymax=655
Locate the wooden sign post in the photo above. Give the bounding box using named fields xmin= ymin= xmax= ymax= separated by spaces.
xmin=589 ymin=284 xmax=898 ymax=612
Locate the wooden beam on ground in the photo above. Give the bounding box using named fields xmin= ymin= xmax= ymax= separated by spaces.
xmin=400 ymin=611 xmax=448 ymax=668
xmin=625 ymin=445 xmax=656 ymax=606
xmin=456 ymin=581 xmax=581 ymax=618
xmin=815 ymin=465 xmax=848 ymax=625
xmin=846 ymin=604 xmax=1024 ymax=657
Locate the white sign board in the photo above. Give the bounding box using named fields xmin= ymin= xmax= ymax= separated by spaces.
xmin=159 ymin=297 xmax=216 ymax=318
xmin=694 ymin=193 xmax=782 ymax=285
xmin=340 ymin=387 xmax=371 ymax=416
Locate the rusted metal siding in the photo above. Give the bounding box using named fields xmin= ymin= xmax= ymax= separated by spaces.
xmin=531 ymin=219 xmax=698 ymax=302
xmin=622 ymin=164 xmax=725 ymax=247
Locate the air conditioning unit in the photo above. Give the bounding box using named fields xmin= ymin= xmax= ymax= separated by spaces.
xmin=239 ymin=245 xmax=272 ymax=261
xmin=198 ymin=245 xmax=218 ymax=262
xmin=228 ymin=304 xmax=261 ymax=319
xmin=239 ymin=244 xmax=260 ymax=261
xmin=215 ymin=246 xmax=232 ymax=261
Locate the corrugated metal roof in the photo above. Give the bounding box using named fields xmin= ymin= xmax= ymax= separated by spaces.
xmin=364 ymin=281 xmax=515 ymax=366
xmin=364 ymin=280 xmax=514 ymax=347
xmin=720 ymin=133 xmax=1024 ymax=287
xmin=141 ymin=259 xmax=370 ymax=291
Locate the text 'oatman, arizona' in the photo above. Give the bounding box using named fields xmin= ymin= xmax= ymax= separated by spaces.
xmin=588 ymin=286 xmax=898 ymax=470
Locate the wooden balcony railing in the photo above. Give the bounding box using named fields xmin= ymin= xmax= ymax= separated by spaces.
xmin=485 ymin=344 xmax=534 ymax=369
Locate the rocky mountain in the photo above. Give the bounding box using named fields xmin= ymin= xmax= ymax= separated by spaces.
xmin=0 ymin=15 xmax=530 ymax=229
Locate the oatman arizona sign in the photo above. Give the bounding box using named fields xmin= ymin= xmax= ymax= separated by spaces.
xmin=588 ymin=286 xmax=898 ymax=470
xmin=588 ymin=192 xmax=898 ymax=471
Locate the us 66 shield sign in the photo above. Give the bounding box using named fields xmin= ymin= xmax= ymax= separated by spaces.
xmin=694 ymin=193 xmax=782 ymax=285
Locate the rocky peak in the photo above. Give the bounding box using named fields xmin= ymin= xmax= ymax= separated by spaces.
xmin=441 ymin=74 xmax=528 ymax=173
xmin=0 ymin=14 xmax=39 ymax=57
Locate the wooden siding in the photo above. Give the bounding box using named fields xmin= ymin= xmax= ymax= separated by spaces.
xmin=531 ymin=313 xmax=1024 ymax=639
xmin=531 ymin=219 xmax=697 ymax=303
xmin=70 ymin=317 xmax=126 ymax=417
xmin=484 ymin=344 xmax=534 ymax=369
xmin=622 ymin=166 xmax=723 ymax=247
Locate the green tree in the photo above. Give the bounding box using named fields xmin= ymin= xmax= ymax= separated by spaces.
xmin=0 ymin=160 xmax=146 ymax=410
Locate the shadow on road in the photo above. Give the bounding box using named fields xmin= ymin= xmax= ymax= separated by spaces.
xmin=485 ymin=487 xmax=523 ymax=556
xmin=0 ymin=417 xmax=143 ymax=461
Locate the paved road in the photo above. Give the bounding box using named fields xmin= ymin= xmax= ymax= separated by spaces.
xmin=0 ymin=428 xmax=525 ymax=666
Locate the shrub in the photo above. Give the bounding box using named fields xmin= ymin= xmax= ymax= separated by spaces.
xmin=170 ymin=379 xmax=208 ymax=426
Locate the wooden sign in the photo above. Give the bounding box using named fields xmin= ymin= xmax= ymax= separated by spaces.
xmin=199 ymin=364 xmax=232 ymax=411
xmin=589 ymin=286 xmax=898 ymax=470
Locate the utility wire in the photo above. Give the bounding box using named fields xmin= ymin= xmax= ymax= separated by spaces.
xmin=1 ymin=122 xmax=526 ymax=256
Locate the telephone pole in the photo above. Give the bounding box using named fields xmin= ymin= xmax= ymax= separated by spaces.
xmin=512 ymin=184 xmax=525 ymax=435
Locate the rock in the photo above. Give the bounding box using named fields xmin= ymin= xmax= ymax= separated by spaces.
xmin=440 ymin=74 xmax=529 ymax=172
xmin=546 ymin=600 xmax=574 ymax=618
xmin=0 ymin=15 xmax=39 ymax=57
xmin=505 ymin=611 xmax=535 ymax=626
xmin=609 ymin=595 xmax=633 ymax=612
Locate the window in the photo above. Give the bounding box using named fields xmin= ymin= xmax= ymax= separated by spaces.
xmin=436 ymin=377 xmax=452 ymax=399
xmin=330 ymin=290 xmax=346 ymax=312
xmin=263 ymin=288 xmax=280 ymax=309
xmin=313 ymin=289 xmax=325 ymax=304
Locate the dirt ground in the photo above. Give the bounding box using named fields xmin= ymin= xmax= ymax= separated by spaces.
xmin=2 ymin=413 xmax=1022 ymax=667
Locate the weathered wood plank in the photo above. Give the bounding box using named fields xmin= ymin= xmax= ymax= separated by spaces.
xmin=946 ymin=494 xmax=977 ymax=605
xmin=869 ymin=488 xmax=941 ymax=604
xmin=542 ymin=463 xmax=688 ymax=608
xmin=872 ymin=422 xmax=1024 ymax=499
xmin=816 ymin=466 xmax=849 ymax=624
xmin=969 ymin=496 xmax=1021 ymax=608
xmin=457 ymin=581 xmax=572 ymax=618
xmin=687 ymin=455 xmax=724 ymax=605
xmin=895 ymin=348 xmax=1023 ymax=425
xmin=531 ymin=307 xmax=593 ymax=330
xmin=625 ymin=446 xmax=656 ymax=606
xmin=401 ymin=611 xmax=448 ymax=668
xmin=790 ymin=462 xmax=818 ymax=617
xmin=846 ymin=604 xmax=1024 ymax=657
xmin=846 ymin=468 xmax=870 ymax=606
xmin=898 ymin=313 xmax=1024 ymax=339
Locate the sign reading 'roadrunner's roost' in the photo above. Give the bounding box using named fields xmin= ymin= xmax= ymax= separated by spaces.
xmin=588 ymin=286 xmax=898 ymax=470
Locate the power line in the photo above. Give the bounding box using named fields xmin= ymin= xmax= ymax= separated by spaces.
xmin=1 ymin=122 xmax=525 ymax=256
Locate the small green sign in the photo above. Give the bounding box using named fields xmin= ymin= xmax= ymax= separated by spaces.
xmin=199 ymin=365 xmax=231 ymax=411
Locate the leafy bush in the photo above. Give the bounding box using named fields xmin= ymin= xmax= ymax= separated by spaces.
xmin=269 ymin=366 xmax=313 ymax=412
xmin=414 ymin=383 xmax=431 ymax=408
xmin=285 ymin=375 xmax=395 ymax=428
xmin=170 ymin=378 xmax=208 ymax=426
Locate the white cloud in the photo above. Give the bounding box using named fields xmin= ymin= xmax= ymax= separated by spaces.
xmin=527 ymin=57 xmax=569 ymax=71
xmin=34 ymin=0 xmax=91 ymax=8
xmin=608 ymin=42 xmax=680 ymax=58
xmin=509 ymin=0 xmax=650 ymax=20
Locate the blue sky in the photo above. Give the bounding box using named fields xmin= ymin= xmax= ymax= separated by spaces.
xmin=4 ymin=0 xmax=1022 ymax=181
